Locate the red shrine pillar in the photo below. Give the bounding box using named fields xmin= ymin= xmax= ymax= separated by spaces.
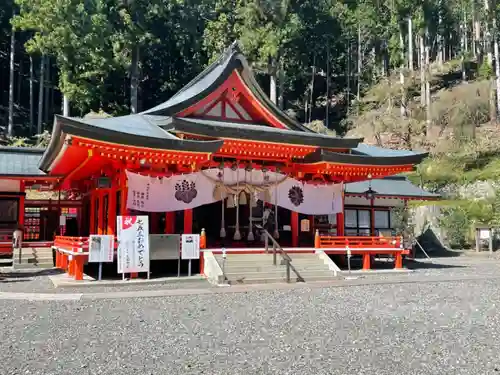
xmin=107 ymin=178 xmax=117 ymax=235
xmin=165 ymin=212 xmax=175 ymax=234
xmin=337 ymin=187 xmax=345 ymax=236
xmin=291 ymin=211 xmax=299 ymax=247
xmin=336 ymin=212 xmax=344 ymax=236
xmin=19 ymin=181 xmax=25 ymax=229
xmin=97 ymin=190 xmax=105 ymax=235
xmin=119 ymin=170 xmax=128 ymax=216
xmin=89 ymin=192 xmax=96 ymax=235
xmin=184 ymin=209 xmax=193 ymax=234
xmin=370 ymin=197 xmax=375 ymax=236
xmin=151 ymin=213 xmax=159 ymax=234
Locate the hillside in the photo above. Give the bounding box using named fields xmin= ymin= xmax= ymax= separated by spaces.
xmin=342 ymin=60 xmax=500 ymax=248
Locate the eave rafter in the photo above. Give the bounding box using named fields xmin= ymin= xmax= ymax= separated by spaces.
xmin=293 ymin=162 xmax=414 ymax=179
xmin=71 ymin=137 xmax=213 ymax=165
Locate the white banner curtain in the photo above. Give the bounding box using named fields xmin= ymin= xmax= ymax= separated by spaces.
xmin=126 ymin=170 xmax=216 ymax=212
xmin=264 ymin=179 xmax=343 ymax=215
xmin=126 ymin=169 xmax=343 ymax=215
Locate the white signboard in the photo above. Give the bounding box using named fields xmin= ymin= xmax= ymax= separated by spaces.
xmin=480 ymin=229 xmax=491 ymax=240
xmin=117 ymin=215 xmax=150 ymax=274
xmin=59 ymin=215 xmax=67 ymax=226
xmin=181 ymin=234 xmax=200 ymax=260
xmin=88 ymin=235 xmax=115 ymax=263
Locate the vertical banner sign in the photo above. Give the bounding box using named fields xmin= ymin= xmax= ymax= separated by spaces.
xmin=117 ymin=216 xmax=150 ymax=274
xmin=88 ymin=235 xmax=115 ymax=263
xmin=181 ymin=234 xmax=200 ymax=259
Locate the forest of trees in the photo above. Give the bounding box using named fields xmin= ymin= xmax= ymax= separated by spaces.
xmin=1 ymin=0 xmax=500 ymax=144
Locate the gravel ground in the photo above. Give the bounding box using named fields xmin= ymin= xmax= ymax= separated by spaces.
xmin=1 ymin=277 xmax=500 ymax=374
xmin=1 ymin=256 xmax=500 ymax=294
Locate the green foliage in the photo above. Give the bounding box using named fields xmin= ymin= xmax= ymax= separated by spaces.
xmin=439 ymin=206 xmax=472 ymax=248
xmin=12 ymin=0 xmax=117 ymax=110
xmin=478 ymin=60 xmax=494 ymax=80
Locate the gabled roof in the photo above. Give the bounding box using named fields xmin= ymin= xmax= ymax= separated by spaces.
xmin=0 ymin=147 xmax=46 ymax=177
xmin=141 ymin=41 xmax=312 ymax=132
xmin=346 ymin=175 xmax=439 ymax=199
xmin=298 ymin=148 xmax=428 ymax=166
xmin=352 ymin=144 xmax=424 ymax=157
xmin=167 ymin=117 xmax=362 ymax=149
xmin=39 ymin=115 xmax=223 ymax=172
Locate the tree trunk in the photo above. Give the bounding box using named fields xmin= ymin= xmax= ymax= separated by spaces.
xmin=269 ymin=71 xmax=277 ymax=104
xmin=462 ymin=17 xmax=467 ymax=82
xmin=44 ymin=57 xmax=50 ymax=124
xmin=485 ymin=0 xmax=493 ymax=65
xmin=425 ymin=29 xmax=431 ymax=134
xmin=16 ymin=55 xmax=22 ymax=105
xmin=309 ymin=54 xmax=316 ymax=123
xmin=357 ymin=24 xmax=362 ymax=104
xmin=494 ymin=29 xmax=500 ymax=122
xmin=8 ymin=24 xmax=15 ymax=137
xmin=493 ymin=0 xmax=500 ymax=122
xmin=420 ymin=34 xmax=425 ymax=106
xmin=472 ymin=0 xmax=477 ymax=58
xmin=408 ymin=18 xmax=413 ymax=71
xmin=63 ymin=95 xmax=70 ymax=116
xmin=463 ymin=9 xmax=468 ymax=54
xmin=400 ymin=27 xmax=406 ymax=118
xmin=278 ymin=58 xmax=285 ymax=110
xmin=37 ymin=55 xmax=45 ymax=135
xmin=130 ymin=45 xmax=140 ymax=113
xmin=325 ymin=45 xmax=330 ymax=126
xmin=346 ymin=41 xmax=351 ymax=108
xmin=437 ymin=3 xmax=444 ymax=66
xmin=29 ymin=55 xmax=34 ymax=134
xmin=475 ymin=20 xmax=482 ymax=60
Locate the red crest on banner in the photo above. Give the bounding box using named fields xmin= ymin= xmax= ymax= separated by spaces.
xmin=122 ymin=216 xmax=137 ymax=230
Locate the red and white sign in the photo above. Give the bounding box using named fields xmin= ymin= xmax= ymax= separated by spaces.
xmin=117 ymin=216 xmax=150 ymax=274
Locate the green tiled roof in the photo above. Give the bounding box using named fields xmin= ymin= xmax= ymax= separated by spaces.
xmin=0 ymin=147 xmax=46 ymax=176
xmin=346 ymin=176 xmax=439 ymax=199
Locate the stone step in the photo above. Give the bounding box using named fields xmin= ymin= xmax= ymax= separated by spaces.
xmin=222 ymin=264 xmax=330 ymax=273
xmin=12 ymin=263 xmax=54 ymax=270
xmin=225 ymin=270 xmax=335 ymax=280
xmin=216 ymin=256 xmax=322 ymax=265
xmin=13 ymin=250 xmax=52 ymax=256
xmin=13 ymin=254 xmax=54 ymax=261
xmin=227 ymin=275 xmax=337 ymax=285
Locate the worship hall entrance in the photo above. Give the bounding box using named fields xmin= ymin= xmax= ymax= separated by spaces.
xmin=194 ymin=199 xmax=317 ymax=249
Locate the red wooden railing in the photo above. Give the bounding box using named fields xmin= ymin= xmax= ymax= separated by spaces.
xmin=314 ymin=231 xmax=407 ymax=270
xmin=53 ymin=236 xmax=90 ymax=281
xmin=316 ymin=235 xmax=402 ymax=251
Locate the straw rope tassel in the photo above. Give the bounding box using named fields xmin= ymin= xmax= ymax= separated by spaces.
xmin=234 ymin=168 xmax=241 ymax=240
xmin=220 ymin=170 xmax=226 ymax=238
xmin=273 ymin=176 xmax=279 ymax=239
xmin=247 ymin=170 xmax=254 ymax=241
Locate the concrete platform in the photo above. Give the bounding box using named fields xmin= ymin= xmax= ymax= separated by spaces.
xmin=49 ymin=273 xmax=206 ymax=288
xmin=339 ymin=268 xmax=413 ymax=276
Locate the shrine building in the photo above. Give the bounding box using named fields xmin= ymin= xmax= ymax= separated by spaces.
xmin=0 ymin=42 xmax=438 ymax=282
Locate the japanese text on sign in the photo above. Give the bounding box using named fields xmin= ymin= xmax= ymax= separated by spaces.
xmin=117 ymin=215 xmax=150 ymax=274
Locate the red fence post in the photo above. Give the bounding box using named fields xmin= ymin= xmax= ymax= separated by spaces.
xmin=362 ymin=253 xmax=371 ymax=271
xmin=74 ymin=256 xmax=84 ymax=281
xmin=314 ymin=230 xmax=320 ymax=248
xmin=395 ymin=253 xmax=403 ymax=269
